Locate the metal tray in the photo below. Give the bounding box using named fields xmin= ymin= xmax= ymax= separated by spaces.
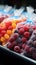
xmin=0 ymin=45 xmax=36 ymax=65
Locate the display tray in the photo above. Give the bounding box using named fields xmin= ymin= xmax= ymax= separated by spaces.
xmin=0 ymin=45 xmax=36 ymax=65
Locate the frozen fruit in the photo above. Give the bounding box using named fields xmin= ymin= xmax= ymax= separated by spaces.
xmin=0 ymin=27 xmax=2 ymax=32
xmin=12 ymin=23 xmax=16 ymax=28
xmin=9 ymin=37 xmax=15 ymax=42
xmin=18 ymin=43 xmax=22 ymax=48
xmin=11 ymin=41 xmax=17 ymax=48
xmin=33 ymin=30 xmax=36 ymax=35
xmin=14 ymin=46 xmax=20 ymax=53
xmin=0 ymin=34 xmax=3 ymax=38
xmin=0 ymin=37 xmax=5 ymax=42
xmin=32 ymin=26 xmax=36 ymax=30
xmin=29 ymin=29 xmax=33 ymax=35
xmin=29 ymin=47 xmax=35 ymax=54
xmin=24 ymin=32 xmax=30 ymax=38
xmin=16 ymin=38 xmax=21 ymax=43
xmin=33 ymin=41 xmax=36 ymax=47
xmin=7 ymin=42 xmax=12 ymax=49
xmin=19 ymin=28 xmax=24 ymax=35
xmin=31 ymin=35 xmax=36 ymax=41
xmin=8 ymin=26 xmax=13 ymax=30
xmin=4 ymin=34 xmax=9 ymax=40
xmin=25 ymin=45 xmax=30 ymax=52
xmin=27 ymin=40 xmax=33 ymax=45
xmin=22 ymin=44 xmax=26 ymax=49
xmin=23 ymin=26 xmax=29 ymax=31
xmin=13 ymin=33 xmax=19 ymax=39
xmin=5 ymin=22 xmax=12 ymax=27
xmin=7 ymin=30 xmax=12 ymax=35
xmin=6 ymin=23 xmax=36 ymax=60
xmin=5 ymin=22 xmax=12 ymax=29
xmin=21 ymin=37 xmax=27 ymax=43
xmin=0 ymin=19 xmax=17 ymax=44
xmin=1 ymin=30 xmax=6 ymax=35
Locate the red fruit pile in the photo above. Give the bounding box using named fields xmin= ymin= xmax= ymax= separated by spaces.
xmin=6 ymin=24 xmax=36 ymax=60
xmin=0 ymin=21 xmax=16 ymax=45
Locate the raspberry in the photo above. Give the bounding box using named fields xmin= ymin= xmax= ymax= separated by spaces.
xmin=19 ymin=28 xmax=24 ymax=35
xmin=33 ymin=41 xmax=36 ymax=47
xmin=21 ymin=37 xmax=27 ymax=43
xmin=32 ymin=26 xmax=36 ymax=30
xmin=0 ymin=34 xmax=3 ymax=38
xmin=29 ymin=29 xmax=33 ymax=35
xmin=8 ymin=26 xmax=13 ymax=30
xmin=1 ymin=30 xmax=6 ymax=35
xmin=11 ymin=41 xmax=17 ymax=48
xmin=9 ymin=37 xmax=15 ymax=42
xmin=24 ymin=32 xmax=30 ymax=38
xmin=29 ymin=47 xmax=35 ymax=54
xmin=23 ymin=26 xmax=29 ymax=31
xmin=5 ymin=22 xmax=12 ymax=28
xmin=14 ymin=46 xmax=20 ymax=52
xmin=22 ymin=44 xmax=26 ymax=49
xmin=13 ymin=33 xmax=19 ymax=39
xmin=16 ymin=38 xmax=21 ymax=43
xmin=7 ymin=42 xmax=12 ymax=49
xmin=25 ymin=45 xmax=30 ymax=52
xmin=0 ymin=27 xmax=2 ymax=32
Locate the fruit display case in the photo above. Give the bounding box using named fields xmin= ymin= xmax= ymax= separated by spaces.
xmin=0 ymin=5 xmax=36 ymax=65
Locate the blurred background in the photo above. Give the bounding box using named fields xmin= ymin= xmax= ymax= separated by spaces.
xmin=0 ymin=0 xmax=36 ymax=8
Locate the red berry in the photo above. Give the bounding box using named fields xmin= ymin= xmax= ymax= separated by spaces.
xmin=5 ymin=22 xmax=12 ymax=28
xmin=18 ymin=43 xmax=22 ymax=47
xmin=22 ymin=44 xmax=26 ymax=49
xmin=18 ymin=26 xmax=23 ymax=30
xmin=13 ymin=33 xmax=19 ymax=39
xmin=0 ymin=34 xmax=3 ymax=38
xmin=2 ymin=26 xmax=7 ymax=30
xmin=8 ymin=26 xmax=13 ymax=30
xmin=7 ymin=42 xmax=12 ymax=49
xmin=14 ymin=46 xmax=20 ymax=52
xmin=32 ymin=26 xmax=36 ymax=30
xmin=24 ymin=32 xmax=30 ymax=38
xmin=29 ymin=47 xmax=35 ymax=54
xmin=33 ymin=41 xmax=36 ymax=47
xmin=21 ymin=37 xmax=27 ymax=43
xmin=1 ymin=30 xmax=6 ymax=35
xmin=25 ymin=45 xmax=30 ymax=52
xmin=20 ymin=49 xmax=24 ymax=53
xmin=0 ymin=27 xmax=2 ymax=32
xmin=19 ymin=28 xmax=24 ymax=35
xmin=23 ymin=26 xmax=29 ymax=31
xmin=9 ymin=37 xmax=15 ymax=42
xmin=11 ymin=41 xmax=17 ymax=48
